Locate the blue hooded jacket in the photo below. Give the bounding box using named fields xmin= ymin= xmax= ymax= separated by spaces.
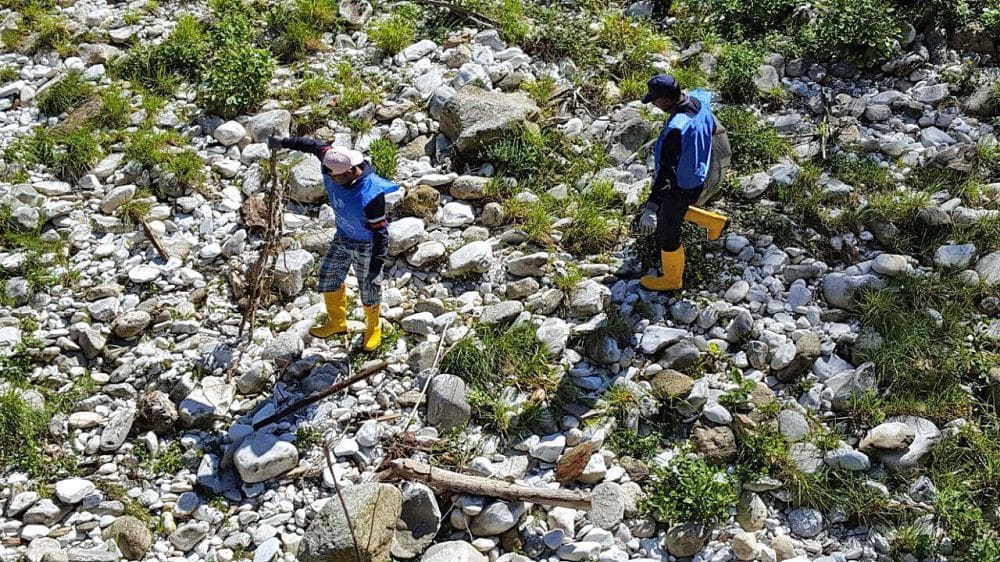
xmin=653 ymin=88 xmax=715 ymax=190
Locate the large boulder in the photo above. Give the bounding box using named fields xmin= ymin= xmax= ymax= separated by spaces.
xmin=391 ymin=482 xmax=441 ymax=559
xmin=426 ymin=374 xmax=471 ymax=431
xmin=102 ymin=516 xmax=152 ymax=560
xmin=438 ymin=87 xmax=540 ymax=158
xmin=233 ymin=434 xmax=299 ymax=483
xmin=822 ymin=273 xmax=885 ymax=310
xmin=421 ymin=541 xmax=485 ymax=562
xmin=446 ymin=241 xmax=493 ymax=277
xmin=300 ymin=483 xmax=403 ymax=562
xmin=287 ymin=157 xmax=325 ymax=203
xmin=247 ymin=110 xmax=292 ymax=143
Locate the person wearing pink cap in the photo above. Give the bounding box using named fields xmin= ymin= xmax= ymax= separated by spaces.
xmin=268 ymin=135 xmax=400 ymax=351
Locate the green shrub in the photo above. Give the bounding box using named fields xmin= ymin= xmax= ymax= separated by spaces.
xmin=37 ymin=73 xmax=93 ymax=116
xmin=714 ymin=0 xmax=799 ymax=39
xmin=671 ymin=66 xmax=708 ymax=90
xmin=124 ymin=129 xmax=204 ymax=187
xmin=911 ymin=0 xmax=974 ymax=31
xmin=715 ymin=105 xmax=789 ymax=171
xmin=808 ymin=0 xmax=901 ymax=66
xmin=606 ymin=428 xmax=660 ymax=460
xmin=201 ymin=42 xmax=274 ymax=118
xmin=715 ymin=43 xmax=760 ymax=103
xmin=642 ymin=450 xmax=737 ymax=525
xmin=368 ymin=138 xmax=398 ymax=179
xmin=368 ymin=13 xmax=416 ymax=55
xmin=597 ymin=12 xmax=669 ymax=77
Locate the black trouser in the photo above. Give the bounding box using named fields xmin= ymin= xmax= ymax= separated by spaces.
xmin=654 ymin=186 xmax=702 ymax=252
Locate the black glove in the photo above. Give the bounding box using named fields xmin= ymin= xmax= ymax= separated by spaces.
xmin=267 ymin=135 xmax=285 ymax=150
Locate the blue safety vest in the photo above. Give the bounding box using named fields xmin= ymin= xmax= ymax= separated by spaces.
xmin=654 ymin=88 xmax=715 ymax=190
xmin=324 ymin=165 xmax=399 ymax=242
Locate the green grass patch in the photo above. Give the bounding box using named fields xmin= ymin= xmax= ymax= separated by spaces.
xmin=368 ymin=10 xmax=417 ymax=55
xmin=93 ymin=84 xmax=132 ymax=129
xmin=123 ymin=129 xmax=204 ymax=188
xmin=829 ymin=153 xmax=895 ymax=192
xmin=5 ymin=126 xmax=101 ymax=183
xmin=110 ymin=13 xmax=208 ymax=95
xmin=37 ymin=73 xmax=93 ymax=116
xmin=441 ymin=323 xmax=554 ymax=394
xmin=0 ymin=66 xmax=17 ymax=83
xmin=852 ymin=273 xmax=993 ymax=422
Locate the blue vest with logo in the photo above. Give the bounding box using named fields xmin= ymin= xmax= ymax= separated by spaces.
xmin=324 ymin=168 xmax=399 ymax=242
xmin=653 ymin=88 xmax=715 ymax=190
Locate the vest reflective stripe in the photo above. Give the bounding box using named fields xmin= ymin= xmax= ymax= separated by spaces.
xmin=324 ymin=173 xmax=400 ymax=242
xmin=656 ymin=88 xmax=716 ymax=190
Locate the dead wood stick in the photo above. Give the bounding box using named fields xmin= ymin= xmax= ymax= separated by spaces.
xmin=389 ymin=459 xmax=593 ymax=510
xmin=139 ymin=217 xmax=171 ymax=262
xmin=252 ymin=359 xmax=389 ymax=429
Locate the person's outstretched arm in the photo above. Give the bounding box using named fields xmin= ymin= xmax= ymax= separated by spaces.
xmin=268 ymin=136 xmax=330 ymax=161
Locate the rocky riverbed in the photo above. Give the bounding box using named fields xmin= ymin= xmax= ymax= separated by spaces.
xmin=1 ymin=1 xmax=999 ymax=562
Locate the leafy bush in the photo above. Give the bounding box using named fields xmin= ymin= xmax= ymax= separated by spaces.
xmin=37 ymin=73 xmax=93 ymax=116
xmin=642 ymin=450 xmax=737 ymax=525
xmin=714 ymin=105 xmax=789 ymax=171
xmin=368 ymin=138 xmax=398 ymax=179
xmin=715 ymin=43 xmax=760 ymax=103
xmin=607 ymin=428 xmax=661 ymax=459
xmin=597 ymin=12 xmax=669 ymax=78
xmin=714 ymin=0 xmax=799 ymax=39
xmin=264 ymin=0 xmax=340 ymax=62
xmin=201 ymin=42 xmax=274 ymax=118
xmin=807 ymin=0 xmax=901 ymax=66
xmin=368 ymin=13 xmax=417 ymax=55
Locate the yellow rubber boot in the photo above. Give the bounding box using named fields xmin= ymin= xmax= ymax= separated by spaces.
xmin=640 ymin=247 xmax=685 ymax=292
xmin=309 ymin=286 xmax=348 ymax=338
xmin=363 ymin=304 xmax=382 ymax=351
xmin=684 ymin=206 xmax=728 ymax=240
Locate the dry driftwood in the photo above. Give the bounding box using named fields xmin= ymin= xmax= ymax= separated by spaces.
xmin=251 ymin=359 xmax=389 ymax=429
xmin=388 ymin=458 xmax=593 ymax=510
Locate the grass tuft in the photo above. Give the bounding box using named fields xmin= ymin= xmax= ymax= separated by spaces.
xmin=37 ymin=73 xmax=93 ymax=116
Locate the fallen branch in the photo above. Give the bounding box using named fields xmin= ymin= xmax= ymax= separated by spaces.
xmin=252 ymin=359 xmax=389 ymax=429
xmin=138 ymin=216 xmax=170 ymax=262
xmin=388 ymin=459 xmax=593 ymax=510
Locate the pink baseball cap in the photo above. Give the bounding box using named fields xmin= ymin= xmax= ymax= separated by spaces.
xmin=322 ymin=146 xmax=365 ymax=174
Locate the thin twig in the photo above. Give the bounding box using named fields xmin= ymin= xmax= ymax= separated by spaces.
xmin=322 ymin=440 xmax=363 ymax=562
xmin=401 ymin=318 xmax=455 ymax=433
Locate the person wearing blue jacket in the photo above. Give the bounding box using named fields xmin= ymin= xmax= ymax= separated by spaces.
xmin=637 ymin=74 xmax=728 ymax=291
xmin=268 ymin=135 xmax=399 ymax=350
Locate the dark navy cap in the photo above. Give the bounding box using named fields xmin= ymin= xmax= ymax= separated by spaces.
xmin=642 ymin=74 xmax=680 ymax=103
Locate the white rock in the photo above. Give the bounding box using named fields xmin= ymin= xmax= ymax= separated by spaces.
xmin=55 ymin=478 xmax=94 ymax=504
xmin=214 ymin=121 xmax=246 ymax=146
